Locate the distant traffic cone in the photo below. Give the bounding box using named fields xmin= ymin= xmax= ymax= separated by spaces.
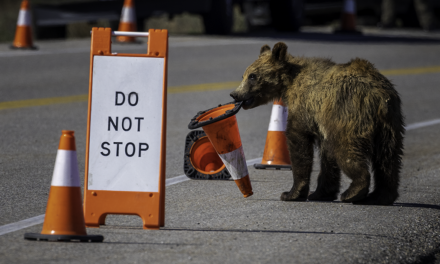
xmin=335 ymin=0 xmax=362 ymax=34
xmin=117 ymin=0 xmax=137 ymax=43
xmin=24 ymin=131 xmax=103 ymax=242
xmin=254 ymin=99 xmax=292 ymax=170
xmin=183 ymin=130 xmax=231 ymax=180
xmin=188 ymin=102 xmax=253 ymax=197
xmin=11 ymin=0 xmax=37 ymax=50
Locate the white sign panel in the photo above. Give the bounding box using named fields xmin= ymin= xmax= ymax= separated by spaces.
xmin=88 ymin=56 xmax=164 ymax=192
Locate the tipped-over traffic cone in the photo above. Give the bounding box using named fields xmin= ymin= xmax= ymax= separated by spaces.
xmin=184 ymin=130 xmax=231 ymax=180
xmin=188 ymin=102 xmax=253 ymax=198
xmin=335 ymin=0 xmax=362 ymax=34
xmin=24 ymin=131 xmax=103 ymax=242
xmin=11 ymin=0 xmax=37 ymax=50
xmin=117 ymin=0 xmax=137 ymax=43
xmin=254 ymin=99 xmax=292 ymax=170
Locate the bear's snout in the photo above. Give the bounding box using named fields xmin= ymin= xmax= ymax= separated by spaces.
xmin=230 ymin=91 xmax=238 ymax=101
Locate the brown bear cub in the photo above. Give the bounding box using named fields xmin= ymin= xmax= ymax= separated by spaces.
xmin=230 ymin=42 xmax=405 ymax=205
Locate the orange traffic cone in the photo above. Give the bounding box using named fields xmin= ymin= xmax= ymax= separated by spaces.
xmin=189 ymin=102 xmax=253 ymax=197
xmin=335 ymin=0 xmax=362 ymax=34
xmin=11 ymin=0 xmax=37 ymax=50
xmin=117 ymin=0 xmax=137 ymax=43
xmin=184 ymin=130 xmax=231 ymax=180
xmin=24 ymin=131 xmax=103 ymax=242
xmin=254 ymin=99 xmax=292 ymax=170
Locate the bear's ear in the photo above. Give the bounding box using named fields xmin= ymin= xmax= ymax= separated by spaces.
xmin=271 ymin=42 xmax=288 ymax=62
xmin=260 ymin=44 xmax=271 ymax=55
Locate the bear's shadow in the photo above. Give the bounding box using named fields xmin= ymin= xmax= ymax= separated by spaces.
xmin=251 ymin=199 xmax=440 ymax=210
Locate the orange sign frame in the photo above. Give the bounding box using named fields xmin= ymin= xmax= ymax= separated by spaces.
xmin=83 ymin=27 xmax=167 ymax=230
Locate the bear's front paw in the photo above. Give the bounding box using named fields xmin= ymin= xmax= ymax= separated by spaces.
xmin=340 ymin=187 xmax=368 ymax=203
xmin=280 ymin=191 xmax=307 ymax=201
xmin=280 ymin=192 xmax=291 ymax=201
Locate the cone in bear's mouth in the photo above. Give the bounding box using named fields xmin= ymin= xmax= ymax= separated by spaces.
xmin=188 ymin=101 xmax=242 ymax=130
xmin=242 ymin=97 xmax=254 ymax=109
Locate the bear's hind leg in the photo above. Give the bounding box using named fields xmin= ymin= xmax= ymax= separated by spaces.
xmin=353 ymin=147 xmax=401 ymax=206
xmin=338 ymin=155 xmax=370 ymax=203
xmin=308 ymin=150 xmax=341 ymax=201
xmin=353 ymin=169 xmax=398 ymax=205
xmin=281 ymin=130 xmax=314 ymax=201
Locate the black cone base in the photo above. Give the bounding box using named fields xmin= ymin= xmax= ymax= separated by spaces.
xmin=24 ymin=233 xmax=104 ymax=242
xmin=183 ymin=130 xmax=231 ymax=180
xmin=254 ymin=163 xmax=292 ymax=170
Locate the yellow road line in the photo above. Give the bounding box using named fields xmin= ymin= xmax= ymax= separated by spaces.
xmin=381 ymin=66 xmax=440 ymax=76
xmin=0 ymin=94 xmax=88 ymax=111
xmin=1 ymin=65 xmax=439 ymax=111
xmin=0 ymin=82 xmax=242 ymax=111
xmin=168 ymin=81 xmax=241 ymax=94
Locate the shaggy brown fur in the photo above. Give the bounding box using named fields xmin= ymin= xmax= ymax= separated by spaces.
xmin=231 ymin=42 xmax=405 ymax=205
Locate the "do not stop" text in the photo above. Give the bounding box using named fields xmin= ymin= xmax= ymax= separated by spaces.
xmin=100 ymin=91 xmax=150 ymax=158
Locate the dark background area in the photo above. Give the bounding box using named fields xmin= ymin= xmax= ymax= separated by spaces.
xmin=1 ymin=0 xmax=439 ymax=42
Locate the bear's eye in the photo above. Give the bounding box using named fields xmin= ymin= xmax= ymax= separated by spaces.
xmin=248 ymin=73 xmax=257 ymax=80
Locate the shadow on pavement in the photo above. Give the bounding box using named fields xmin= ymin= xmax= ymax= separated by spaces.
xmin=249 ymin=200 xmax=440 ymax=210
xmin=394 ymin=202 xmax=440 ymax=210
xmin=103 ymin=241 xmax=202 ymax=246
xmin=163 ymin=227 xmax=389 ymax=238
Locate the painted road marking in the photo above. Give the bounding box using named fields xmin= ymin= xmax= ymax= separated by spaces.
xmin=0 ymin=157 xmax=262 ymax=236
xmin=406 ymin=119 xmax=440 ymax=131
xmin=0 ymin=115 xmax=438 ymax=236
xmin=167 ymin=81 xmax=240 ymax=94
xmin=0 ymin=94 xmax=88 ymax=111
xmin=0 ymin=82 xmax=241 ymax=111
xmin=0 ymin=215 xmax=45 ymax=236
xmin=381 ymin=66 xmax=440 ymax=76
xmin=1 ymin=64 xmax=440 ymax=111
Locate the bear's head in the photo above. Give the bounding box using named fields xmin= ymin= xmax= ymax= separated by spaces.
xmin=230 ymin=42 xmax=292 ymax=110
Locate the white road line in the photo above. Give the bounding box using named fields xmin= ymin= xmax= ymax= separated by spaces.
xmin=165 ymin=175 xmax=190 ymax=186
xmin=0 ymin=156 xmax=263 ymax=236
xmin=163 ymin=157 xmax=262 ymax=186
xmin=246 ymin=157 xmax=263 ymax=166
xmin=406 ymin=119 xmax=440 ymax=131
xmin=0 ymin=215 xmax=45 ymax=236
xmin=1 ymin=117 xmax=439 ymax=236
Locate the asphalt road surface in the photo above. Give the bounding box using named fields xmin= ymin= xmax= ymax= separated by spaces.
xmin=1 ymin=28 xmax=440 ymax=263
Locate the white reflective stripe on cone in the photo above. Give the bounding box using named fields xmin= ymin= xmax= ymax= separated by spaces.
xmin=268 ymin=104 xmax=288 ymax=132
xmin=17 ymin=10 xmax=31 ymax=26
xmin=121 ymin=7 xmax=136 ymax=23
xmin=344 ymin=0 xmax=355 ymax=14
xmin=51 ymin=150 xmax=80 ymax=187
xmin=218 ymin=145 xmax=249 ymax=180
